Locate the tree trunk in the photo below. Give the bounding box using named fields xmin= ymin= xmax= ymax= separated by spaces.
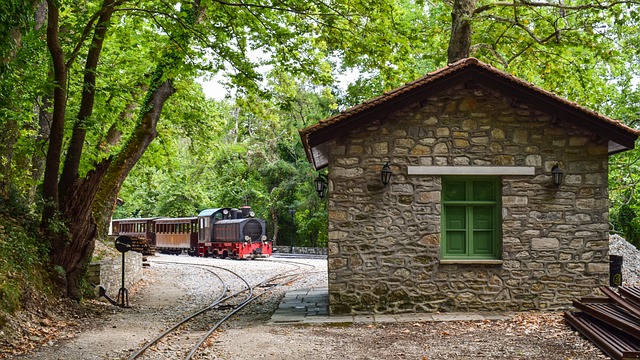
xmin=53 ymin=162 xmax=111 ymax=298
xmin=40 ymin=0 xmax=200 ymax=298
xmin=448 ymin=0 xmax=477 ymax=63
xmin=90 ymin=0 xmax=203 ymax=245
xmin=42 ymin=0 xmax=67 ymax=231
xmin=34 ymin=0 xmax=47 ymax=31
xmin=93 ymin=82 xmax=176 ymax=241
xmin=59 ymin=0 xmax=115 ymax=201
xmin=54 ymin=80 xmax=176 ymax=298
xmin=271 ymin=208 xmax=279 ymax=244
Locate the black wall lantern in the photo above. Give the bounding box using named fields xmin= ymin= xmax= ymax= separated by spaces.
xmin=551 ymin=164 xmax=564 ymax=187
xmin=314 ymin=173 xmax=328 ymax=198
xmin=381 ymin=162 xmax=392 ymax=187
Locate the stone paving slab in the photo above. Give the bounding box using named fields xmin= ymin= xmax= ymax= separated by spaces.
xmin=268 ymin=287 xmax=514 ymax=325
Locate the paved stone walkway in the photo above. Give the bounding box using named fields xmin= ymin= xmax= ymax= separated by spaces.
xmin=269 ymin=287 xmax=512 ymax=325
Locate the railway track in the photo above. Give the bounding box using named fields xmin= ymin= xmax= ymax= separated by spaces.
xmin=127 ymin=257 xmax=313 ymax=359
xmin=271 ymin=252 xmax=327 ymax=260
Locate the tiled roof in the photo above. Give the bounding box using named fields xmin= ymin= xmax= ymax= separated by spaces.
xmin=299 ymin=58 xmax=640 ymax=167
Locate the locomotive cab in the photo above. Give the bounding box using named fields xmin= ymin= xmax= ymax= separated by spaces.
xmin=197 ymin=208 xmax=231 ymax=257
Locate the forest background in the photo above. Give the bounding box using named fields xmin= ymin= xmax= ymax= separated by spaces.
xmin=2 ymin=0 xmax=640 ymax=305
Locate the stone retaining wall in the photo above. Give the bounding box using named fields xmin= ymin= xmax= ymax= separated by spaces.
xmin=327 ymin=82 xmax=610 ymax=315
xmin=273 ymin=246 xmax=328 ymax=255
xmin=88 ymin=252 xmax=143 ymax=298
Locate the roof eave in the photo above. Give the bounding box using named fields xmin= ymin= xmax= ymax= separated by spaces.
xmin=299 ymin=58 xmax=640 ymax=167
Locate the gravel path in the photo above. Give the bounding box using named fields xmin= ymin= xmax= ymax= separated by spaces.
xmin=9 ymin=238 xmax=640 ymax=359
xmin=11 ymin=255 xmax=326 ymax=359
xmin=609 ymin=234 xmax=640 ymax=285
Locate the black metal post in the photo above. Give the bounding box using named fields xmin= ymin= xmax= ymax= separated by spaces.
xmin=114 ymin=235 xmax=131 ymax=308
xmin=121 ymin=252 xmax=125 ymax=290
xmin=117 ymin=251 xmax=129 ymax=307
xmin=289 ymin=208 xmax=296 ymax=253
xmin=610 ymin=255 xmax=623 ymax=287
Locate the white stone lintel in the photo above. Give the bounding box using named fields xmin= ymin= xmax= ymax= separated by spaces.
xmin=408 ymin=166 xmax=535 ymax=176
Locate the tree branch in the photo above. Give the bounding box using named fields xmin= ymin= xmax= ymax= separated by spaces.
xmin=66 ymin=0 xmax=125 ymax=69
xmin=59 ymin=0 xmax=117 ymax=201
xmin=476 ymin=14 xmax=562 ymax=44
xmin=470 ymin=43 xmax=509 ymax=67
xmin=475 ymin=0 xmax=640 ymax=15
xmin=211 ymin=0 xmax=319 ymax=16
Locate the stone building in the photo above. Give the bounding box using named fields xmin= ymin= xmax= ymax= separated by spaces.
xmin=299 ymin=58 xmax=640 ymax=315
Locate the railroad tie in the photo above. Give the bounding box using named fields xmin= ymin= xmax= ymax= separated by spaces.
xmin=565 ymin=286 xmax=640 ymax=360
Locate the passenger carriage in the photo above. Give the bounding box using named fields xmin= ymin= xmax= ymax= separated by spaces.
xmin=154 ymin=217 xmax=198 ymax=255
xmin=110 ymin=217 xmax=158 ymax=255
xmin=110 ymin=207 xmax=271 ymax=259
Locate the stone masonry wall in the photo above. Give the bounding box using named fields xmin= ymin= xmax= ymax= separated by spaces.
xmin=88 ymin=251 xmax=143 ymax=299
xmin=327 ymin=82 xmax=610 ymax=315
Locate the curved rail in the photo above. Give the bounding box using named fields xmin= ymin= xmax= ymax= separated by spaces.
xmin=185 ymin=271 xmax=304 ymax=360
xmin=257 ymin=256 xmax=317 ymax=270
xmin=128 ymin=261 xmax=252 ymax=360
xmin=128 ymin=258 xmax=308 ymax=359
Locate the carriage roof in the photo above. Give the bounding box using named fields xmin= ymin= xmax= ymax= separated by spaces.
xmin=111 ymin=217 xmax=159 ymax=223
xmin=154 ymin=217 xmax=197 ymax=223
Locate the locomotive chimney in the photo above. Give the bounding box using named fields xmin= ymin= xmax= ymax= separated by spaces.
xmin=241 ymin=206 xmax=252 ymax=218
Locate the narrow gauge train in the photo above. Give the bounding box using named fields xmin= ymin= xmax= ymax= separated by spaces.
xmin=110 ymin=207 xmax=272 ymax=259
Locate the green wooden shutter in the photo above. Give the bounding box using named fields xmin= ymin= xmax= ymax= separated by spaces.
xmin=445 ymin=206 xmax=467 ymax=255
xmin=441 ymin=177 xmax=501 ymax=259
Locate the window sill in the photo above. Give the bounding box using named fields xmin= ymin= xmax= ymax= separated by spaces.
xmin=439 ymin=259 xmax=503 ymax=265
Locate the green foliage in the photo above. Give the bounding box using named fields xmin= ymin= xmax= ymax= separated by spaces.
xmin=0 ymin=208 xmax=49 ymax=314
xmin=3 ymin=0 xmax=640 ymax=299
xmin=0 ymin=0 xmax=32 ymax=61
xmin=0 ymin=280 xmax=20 ymax=314
xmin=610 ymin=143 xmax=640 ymax=250
xmin=115 ymin=78 xmax=331 ymax=247
xmin=110 ymin=1 xmax=640 ymax=250
xmin=0 ymin=185 xmax=33 ymax=218
xmin=0 ymin=16 xmax=51 ymax=200
xmin=332 ymin=0 xmax=450 ymax=105
xmin=611 ymin=204 xmax=640 ymax=248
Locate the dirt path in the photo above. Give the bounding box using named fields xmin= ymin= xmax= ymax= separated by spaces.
xmin=214 ymin=313 xmax=607 ymax=360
